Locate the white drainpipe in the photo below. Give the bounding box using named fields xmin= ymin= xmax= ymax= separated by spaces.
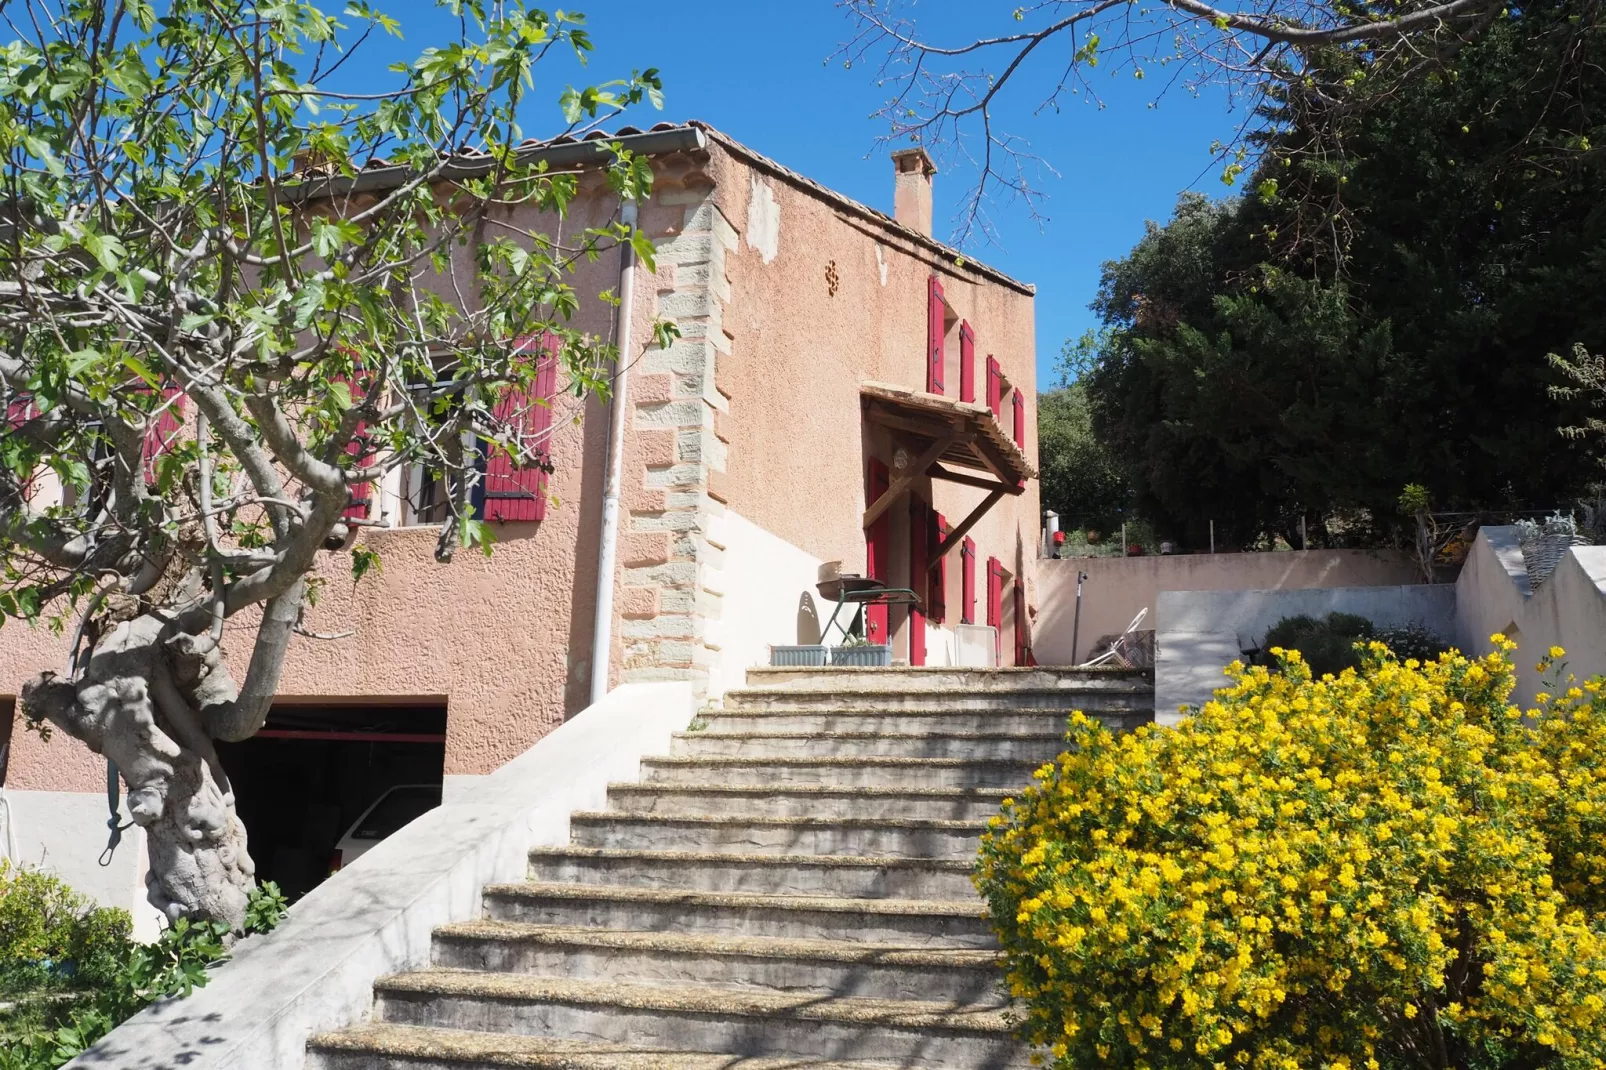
xmin=590 ymin=199 xmax=639 ymax=706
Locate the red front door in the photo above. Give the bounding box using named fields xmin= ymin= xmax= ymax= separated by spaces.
xmin=865 ymin=459 xmax=891 ymax=645
xmin=908 ymin=497 xmax=928 ymax=666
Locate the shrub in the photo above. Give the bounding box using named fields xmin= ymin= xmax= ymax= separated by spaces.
xmin=0 ymin=875 xmax=288 ymax=1070
xmin=0 ymin=863 xmax=133 ymax=998
xmin=1261 ymin=612 xmax=1374 ymax=677
xmin=1374 ymin=623 xmax=1454 ymax=665
xmin=977 ymin=639 xmax=1606 ymax=1069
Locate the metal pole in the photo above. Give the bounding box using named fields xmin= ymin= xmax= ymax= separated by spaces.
xmin=1301 ymin=515 xmax=1308 ymax=551
xmin=1121 ymin=522 xmax=1127 ymax=557
xmin=1209 ymin=519 xmax=1215 ymax=555
xmin=1071 ymin=571 xmax=1087 ymax=665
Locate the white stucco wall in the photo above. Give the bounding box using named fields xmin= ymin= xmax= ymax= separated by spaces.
xmin=1454 ymin=526 xmax=1606 ymax=705
xmin=3 ymin=789 xmax=164 ymax=940
xmin=1037 ymin=550 xmax=1421 ymax=665
xmin=1151 ymin=529 xmax=1606 ymax=724
xmin=707 ymin=510 xmax=824 ymax=697
xmin=1153 ymin=584 xmax=1459 ymax=725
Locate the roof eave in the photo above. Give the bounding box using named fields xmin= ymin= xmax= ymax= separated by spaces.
xmin=282 ymin=125 xmax=710 ymax=202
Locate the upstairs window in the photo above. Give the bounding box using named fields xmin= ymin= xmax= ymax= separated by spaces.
xmin=405 ymin=335 xmax=557 ymax=526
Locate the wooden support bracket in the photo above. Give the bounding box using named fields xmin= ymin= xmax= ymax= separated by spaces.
xmin=933 ymin=487 xmax=1007 ymax=559
xmin=862 ymin=433 xmax=956 ymax=530
xmin=929 ymin=463 xmax=1016 ymax=495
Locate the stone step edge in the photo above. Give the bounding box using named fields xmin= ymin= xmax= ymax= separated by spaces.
xmin=528 ymin=845 xmax=974 ymax=872
xmin=309 ymin=1023 xmax=905 ymax=1070
xmin=673 ymin=731 xmax=1068 ymax=742
xmin=484 ymin=881 xmax=986 ymax=919
xmin=724 ymin=688 xmax=1152 ymax=701
xmin=705 ymin=705 xmax=1149 ymax=715
xmin=375 ymin=969 xmax=1015 ymax=1033
xmin=729 ymin=674 xmax=1156 ymax=690
xmin=435 ymin=919 xmax=1001 ymax=969
xmin=642 ymin=755 xmax=1042 ymax=769
xmin=607 ymin=783 xmax=1013 ymax=800
xmin=570 ymin=812 xmax=988 ymax=832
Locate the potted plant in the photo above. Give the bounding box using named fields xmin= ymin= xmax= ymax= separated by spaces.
xmin=830 ymin=635 xmax=892 ymax=667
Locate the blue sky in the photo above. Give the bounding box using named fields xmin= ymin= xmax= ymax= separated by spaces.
xmin=371 ymin=2 xmax=1245 ymax=389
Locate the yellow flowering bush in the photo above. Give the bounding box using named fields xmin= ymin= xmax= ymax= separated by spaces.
xmin=978 ymin=638 xmax=1606 ymax=1069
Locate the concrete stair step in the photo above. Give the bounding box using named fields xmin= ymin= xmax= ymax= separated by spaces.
xmin=527 ymin=846 xmax=976 ymax=899
xmin=703 ymin=707 xmax=1144 ymax=735
xmin=309 ymin=1023 xmax=918 ymax=1070
xmin=723 ymin=687 xmax=1150 ymax=712
xmin=482 ymin=882 xmax=994 ymax=947
xmin=431 ymin=920 xmax=1007 ymax=1005
xmin=570 ymin=812 xmax=988 ymax=860
xmin=743 ymin=665 xmax=1147 ymax=693
xmin=669 ymin=731 xmax=1066 ymax=762
xmin=641 ymin=755 xmax=1041 ymax=790
xmin=606 ymin=783 xmax=1010 ymax=821
xmin=368 ymin=971 xmax=1028 ymax=1070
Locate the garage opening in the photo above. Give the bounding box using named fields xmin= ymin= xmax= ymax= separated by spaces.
xmin=215 ymin=701 xmax=446 ymax=903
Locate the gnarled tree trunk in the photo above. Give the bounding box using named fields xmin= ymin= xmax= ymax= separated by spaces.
xmin=21 ymin=614 xmax=255 ymax=930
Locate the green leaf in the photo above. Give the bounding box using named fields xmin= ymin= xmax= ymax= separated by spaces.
xmin=120 ymin=354 xmax=161 ymax=390
xmin=558 ymin=86 xmax=582 ymax=123
xmin=351 ymin=545 xmax=382 ymax=584
xmin=66 ymin=348 xmax=103 ymax=376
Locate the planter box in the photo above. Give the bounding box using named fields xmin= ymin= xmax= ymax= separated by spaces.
xmin=830 ymin=644 xmax=893 ymax=667
xmin=770 ymin=645 xmax=828 ymax=667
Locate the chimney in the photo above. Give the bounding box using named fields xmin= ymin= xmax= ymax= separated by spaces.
xmin=891 ymin=147 xmax=936 ymax=237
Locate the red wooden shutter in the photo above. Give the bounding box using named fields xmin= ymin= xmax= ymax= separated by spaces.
xmin=5 ymin=392 xmax=34 ymax=429
xmin=929 ymin=512 xmax=948 ymax=624
xmin=985 ymin=357 xmax=1002 ymax=419
xmin=961 ymin=537 xmax=976 ymax=624
xmin=141 ymin=385 xmax=184 ymax=486
xmin=908 ymin=497 xmax=928 ymax=666
xmin=1013 ymin=576 xmax=1028 ymax=667
xmin=337 ymin=365 xmax=376 ymax=522
xmin=864 ymin=458 xmax=892 ymax=644
xmin=986 ymin=556 xmax=1004 ymax=664
xmin=6 ymin=393 xmax=36 ymax=501
xmin=959 ymin=323 xmax=975 ymax=403
xmin=926 ymin=275 xmax=945 ymax=394
xmin=1012 ymin=391 xmax=1026 ymax=449
xmin=483 ymin=334 xmax=557 ymax=523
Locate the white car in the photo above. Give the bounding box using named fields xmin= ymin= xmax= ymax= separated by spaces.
xmin=330 ymin=783 xmax=441 ymax=872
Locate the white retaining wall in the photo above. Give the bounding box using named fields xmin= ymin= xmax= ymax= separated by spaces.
xmin=1151 ymin=527 xmax=1606 ymax=722
xmin=68 ymin=681 xmax=696 ymax=1070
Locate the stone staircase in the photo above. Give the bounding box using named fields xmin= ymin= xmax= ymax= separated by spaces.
xmin=307 ymin=666 xmax=1153 ymax=1070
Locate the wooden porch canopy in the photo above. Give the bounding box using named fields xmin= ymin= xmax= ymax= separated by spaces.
xmin=860 ymin=381 xmax=1036 ymax=560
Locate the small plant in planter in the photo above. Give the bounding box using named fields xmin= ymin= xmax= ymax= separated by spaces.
xmin=831 ymin=635 xmax=892 ymax=666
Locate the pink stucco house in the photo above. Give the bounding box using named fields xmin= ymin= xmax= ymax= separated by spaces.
xmin=0 ymin=122 xmax=1039 ymax=924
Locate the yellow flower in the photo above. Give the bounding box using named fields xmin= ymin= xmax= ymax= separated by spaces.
xmin=979 ymin=644 xmax=1606 ymax=1068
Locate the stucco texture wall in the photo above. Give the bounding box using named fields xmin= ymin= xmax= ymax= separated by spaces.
xmin=1455 ymin=527 xmax=1606 ymax=705
xmin=702 ymin=140 xmax=1041 ymax=666
xmin=1035 ymin=549 xmax=1421 ymax=665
